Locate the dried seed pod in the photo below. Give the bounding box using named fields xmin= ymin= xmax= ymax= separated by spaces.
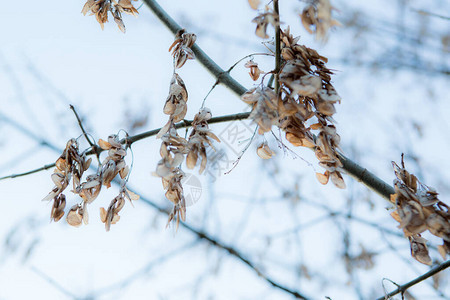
xmin=316 ymin=172 xmax=329 ymax=185
xmin=50 ymin=194 xmax=66 ymax=222
xmin=248 ymin=0 xmax=260 ymax=10
xmin=330 ymin=171 xmax=346 ymax=189
xmin=66 ymin=204 xmax=83 ymax=227
xmin=409 ymin=235 xmax=432 ymax=265
xmin=245 ymin=60 xmax=262 ymax=81
xmin=257 ymin=142 xmax=275 ymax=159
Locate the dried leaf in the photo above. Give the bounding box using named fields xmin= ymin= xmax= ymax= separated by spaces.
xmin=257 ymin=142 xmax=275 ymax=159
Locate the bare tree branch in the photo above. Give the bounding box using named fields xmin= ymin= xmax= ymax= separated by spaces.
xmin=142 ymin=0 xmax=247 ymax=96
xmin=0 ymin=111 xmax=251 ymax=181
xmin=141 ymin=0 xmax=396 ymax=202
xmin=69 ymin=104 xmax=95 ymax=149
xmin=376 ymin=260 xmax=450 ymax=300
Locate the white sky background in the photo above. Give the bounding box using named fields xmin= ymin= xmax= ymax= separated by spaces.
xmin=0 ymin=0 xmax=449 ymax=299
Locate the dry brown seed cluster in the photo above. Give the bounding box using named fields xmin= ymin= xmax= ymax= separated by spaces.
xmin=82 ymin=0 xmax=138 ymax=33
xmin=169 ymin=29 xmax=197 ymax=69
xmin=43 ymin=139 xmax=91 ymax=203
xmin=155 ymin=31 xmax=220 ymax=228
xmin=390 ymin=156 xmax=450 ymax=264
xmin=100 ymin=183 xmax=139 ymax=231
xmin=279 ymin=29 xmax=344 ymax=188
xmin=245 ymin=60 xmax=262 ymax=81
xmin=186 ymin=108 xmax=221 ymax=174
xmin=98 ymin=135 xmax=130 ymax=188
xmin=155 ymin=125 xmax=189 ymax=228
xmin=43 ymin=136 xmax=138 ymax=231
xmin=252 ymin=7 xmax=279 ymax=39
xmin=155 ymin=30 xmax=200 ymax=228
xmin=242 ymin=86 xmax=279 ymax=135
xmin=160 ymin=73 xmax=188 ymax=131
xmin=243 ymin=27 xmax=344 ymax=188
xmin=300 ymin=0 xmax=341 ymax=42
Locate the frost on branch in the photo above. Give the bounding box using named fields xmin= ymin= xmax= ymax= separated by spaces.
xmin=390 ymin=156 xmax=450 ymax=264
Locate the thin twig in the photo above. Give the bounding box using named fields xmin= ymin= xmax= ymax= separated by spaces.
xmin=376 ymin=260 xmax=450 ymax=300
xmin=69 ymin=104 xmax=101 ymax=163
xmin=69 ymin=104 xmax=94 ymax=148
xmin=273 ymin=0 xmax=281 ymax=95
xmin=413 ymin=9 xmax=450 ymax=21
xmin=0 ymin=111 xmax=251 ymax=181
xmin=224 ymin=126 xmax=258 ymax=175
xmin=91 ymin=240 xmax=200 ymax=297
xmin=0 ymin=163 xmax=56 ymax=180
xmin=123 ymin=112 xmax=251 ymax=146
xmin=31 ymin=266 xmax=79 ymax=299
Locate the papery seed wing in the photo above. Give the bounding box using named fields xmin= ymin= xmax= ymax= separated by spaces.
xmin=99 ymin=207 xmax=107 ymax=223
xmin=98 ymin=139 xmax=112 ymax=150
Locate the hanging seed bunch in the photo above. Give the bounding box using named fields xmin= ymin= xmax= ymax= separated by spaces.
xmin=82 ymin=0 xmax=138 ymax=33
xmin=43 ymin=139 xmax=92 ymax=221
xmin=155 ymin=29 xmax=198 ymax=228
xmin=242 ymin=86 xmax=279 ymax=135
xmin=390 ymin=156 xmax=450 ymax=264
xmin=251 ymin=6 xmax=279 ymax=39
xmin=97 ymin=135 xmax=130 ymax=188
xmin=43 ymin=135 xmax=138 ymax=230
xmin=300 ymin=0 xmax=341 ymax=42
xmin=169 ymin=29 xmax=197 ymax=69
xmin=100 ymin=182 xmax=139 ymax=231
xmin=186 ymin=108 xmax=221 ymax=174
xmin=155 ymin=126 xmax=189 ymax=228
xmin=158 ymin=73 xmax=189 ymax=136
xmin=242 ymin=26 xmax=345 ymax=189
xmin=279 ymin=28 xmax=345 ymax=189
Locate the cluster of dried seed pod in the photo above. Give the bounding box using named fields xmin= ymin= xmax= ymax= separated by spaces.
xmin=100 ymin=182 xmax=139 ymax=231
xmin=155 ymin=125 xmax=189 ymax=228
xmin=245 ymin=60 xmax=262 ymax=81
xmin=98 ymin=135 xmax=130 ymax=188
xmin=242 ymin=27 xmax=345 ymax=189
xmin=169 ymin=29 xmax=197 ymax=69
xmin=43 ymin=135 xmax=138 ymax=230
xmin=43 ymin=139 xmax=91 ymax=220
xmin=300 ymin=0 xmax=341 ymax=42
xmin=82 ymin=0 xmax=138 ymax=33
xmin=390 ymin=156 xmax=450 ymax=264
xmin=186 ymin=108 xmax=221 ymax=174
xmin=251 ymin=7 xmax=279 ymax=39
xmin=155 ymin=29 xmax=211 ymax=228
